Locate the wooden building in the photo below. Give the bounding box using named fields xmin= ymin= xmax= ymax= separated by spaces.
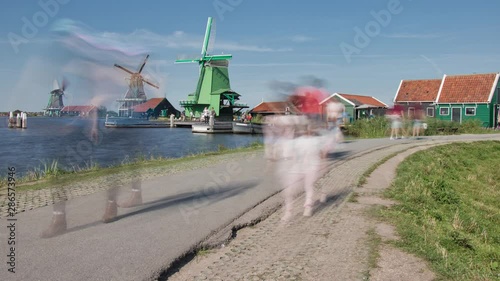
xmin=132 ymin=97 xmax=180 ymax=119
xmin=435 ymin=73 xmax=500 ymax=127
xmin=320 ymin=93 xmax=388 ymax=123
xmin=394 ymin=78 xmax=442 ymax=118
xmin=395 ymin=73 xmax=500 ymax=127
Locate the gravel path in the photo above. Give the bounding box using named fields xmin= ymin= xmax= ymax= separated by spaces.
xmin=167 ymin=136 xmax=500 ymax=281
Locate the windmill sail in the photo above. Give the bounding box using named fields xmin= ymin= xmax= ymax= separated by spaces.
xmin=114 ymin=55 xmax=159 ymax=117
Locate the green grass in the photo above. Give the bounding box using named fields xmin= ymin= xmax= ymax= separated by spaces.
xmin=362 ymin=227 xmax=382 ymax=280
xmin=379 ymin=141 xmax=500 ymax=280
xmin=344 ymin=116 xmax=497 ymax=138
xmin=0 ymin=142 xmax=264 ymax=191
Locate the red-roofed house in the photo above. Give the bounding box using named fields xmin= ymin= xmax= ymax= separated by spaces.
xmin=250 ymin=101 xmax=300 ymax=115
xmin=320 ymin=93 xmax=388 ymax=122
xmin=61 ymin=105 xmax=97 ymax=117
xmin=132 ymin=97 xmax=180 ymax=118
xmin=394 ymin=78 xmax=442 ymax=118
xmin=435 ymin=73 xmax=500 ymax=127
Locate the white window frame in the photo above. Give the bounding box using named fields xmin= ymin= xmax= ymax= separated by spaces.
xmin=465 ymin=107 xmax=476 ymax=116
xmin=426 ymin=107 xmax=434 ymax=117
xmin=440 ymin=107 xmax=449 ymax=116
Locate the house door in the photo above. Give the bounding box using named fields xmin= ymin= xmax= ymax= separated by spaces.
xmin=452 ymin=107 xmax=461 ymax=123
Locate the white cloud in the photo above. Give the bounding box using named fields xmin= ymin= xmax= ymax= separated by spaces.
xmin=53 ymin=19 xmax=291 ymax=55
xmin=381 ymin=33 xmax=443 ymax=39
xmin=290 ymin=35 xmax=315 ymax=43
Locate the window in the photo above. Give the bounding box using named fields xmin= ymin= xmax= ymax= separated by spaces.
xmin=465 ymin=107 xmax=476 ymax=116
xmin=408 ymin=107 xmax=415 ymax=117
xmin=440 ymin=107 xmax=449 ymax=115
xmin=426 ymin=107 xmax=434 ymax=117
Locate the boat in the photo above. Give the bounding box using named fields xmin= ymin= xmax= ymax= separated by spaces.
xmin=232 ymin=122 xmax=264 ymax=134
xmin=192 ymin=122 xmax=233 ymax=134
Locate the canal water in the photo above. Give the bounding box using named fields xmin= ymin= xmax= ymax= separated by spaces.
xmin=0 ymin=117 xmax=262 ymax=176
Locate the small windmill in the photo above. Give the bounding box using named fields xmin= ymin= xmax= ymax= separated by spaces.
xmin=175 ymin=17 xmax=248 ymax=120
xmin=44 ymin=78 xmax=68 ymax=117
xmin=114 ymin=54 xmax=159 ymax=117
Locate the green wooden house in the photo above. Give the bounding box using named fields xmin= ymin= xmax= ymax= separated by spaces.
xmin=435 ymin=73 xmax=500 ymax=127
xmin=320 ymin=93 xmax=388 ymax=123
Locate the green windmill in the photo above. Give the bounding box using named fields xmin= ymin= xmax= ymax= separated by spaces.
xmin=176 ymin=17 xmax=248 ymax=121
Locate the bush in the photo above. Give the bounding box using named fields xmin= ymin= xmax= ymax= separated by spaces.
xmin=345 ymin=116 xmax=390 ymax=138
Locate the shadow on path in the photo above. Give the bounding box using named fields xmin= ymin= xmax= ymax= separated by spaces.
xmin=55 ymin=179 xmax=260 ymax=237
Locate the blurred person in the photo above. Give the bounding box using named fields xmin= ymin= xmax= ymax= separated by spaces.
xmin=387 ymin=105 xmax=403 ymax=140
xmin=41 ymin=20 xmax=147 ymax=238
xmin=272 ymin=115 xmax=326 ymax=221
xmin=322 ymin=100 xmax=345 ymax=156
xmin=412 ymin=107 xmax=424 ymax=137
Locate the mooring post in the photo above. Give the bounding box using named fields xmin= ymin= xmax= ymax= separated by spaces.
xmin=8 ymin=111 xmax=14 ymax=128
xmin=22 ymin=112 xmax=27 ymax=129
xmin=16 ymin=113 xmax=22 ymax=128
xmin=170 ymin=114 xmax=174 ymax=127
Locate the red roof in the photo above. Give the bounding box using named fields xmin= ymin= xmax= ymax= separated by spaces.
xmin=395 ymin=79 xmax=442 ymax=102
xmin=337 ymin=93 xmax=387 ymax=107
xmin=437 ymin=73 xmax=499 ymax=103
xmin=61 ymin=105 xmax=97 ymax=112
xmin=251 ymin=101 xmax=300 ymax=114
xmin=133 ymin=98 xmax=165 ymax=112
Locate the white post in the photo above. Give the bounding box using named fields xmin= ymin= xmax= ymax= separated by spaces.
xmin=170 ymin=114 xmax=174 ymax=127
xmin=8 ymin=112 xmax=13 ymax=128
xmin=16 ymin=114 xmax=21 ymax=128
xmin=22 ymin=112 xmax=27 ymax=129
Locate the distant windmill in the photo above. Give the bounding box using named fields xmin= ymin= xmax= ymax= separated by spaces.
xmin=114 ymin=54 xmax=159 ymax=117
xmin=175 ymin=17 xmax=248 ymax=120
xmin=44 ymin=78 xmax=68 ymax=117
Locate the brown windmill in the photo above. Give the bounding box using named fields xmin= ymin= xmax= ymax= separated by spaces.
xmin=114 ymin=54 xmax=159 ymax=117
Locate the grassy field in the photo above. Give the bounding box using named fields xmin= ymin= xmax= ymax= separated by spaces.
xmin=380 ymin=141 xmax=500 ymax=280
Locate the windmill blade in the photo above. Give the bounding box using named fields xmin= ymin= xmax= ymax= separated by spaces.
xmin=114 ymin=64 xmax=135 ymax=75
xmin=207 ymin=18 xmax=216 ymax=55
xmin=137 ymin=54 xmax=150 ymax=73
xmin=201 ymin=17 xmax=213 ymax=57
xmin=61 ymin=77 xmax=69 ymax=91
xmin=53 ymin=79 xmax=60 ymax=90
xmin=142 ymin=78 xmax=159 ymax=89
xmin=175 ymin=58 xmax=202 ymax=64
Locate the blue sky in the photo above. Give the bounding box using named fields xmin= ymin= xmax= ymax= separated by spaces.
xmin=1 ymin=0 xmax=499 ymax=112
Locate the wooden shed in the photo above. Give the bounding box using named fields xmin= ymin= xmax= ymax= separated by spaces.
xmin=320 ymin=93 xmax=388 ymax=123
xmin=435 ymin=73 xmax=500 ymax=127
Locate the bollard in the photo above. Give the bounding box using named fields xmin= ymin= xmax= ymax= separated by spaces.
xmin=16 ymin=114 xmax=22 ymax=128
xmin=8 ymin=111 xmax=14 ymax=128
xmin=22 ymin=112 xmax=27 ymax=129
xmin=170 ymin=114 xmax=174 ymax=128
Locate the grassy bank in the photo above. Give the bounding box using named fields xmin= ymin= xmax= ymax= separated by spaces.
xmin=0 ymin=142 xmax=264 ymax=191
xmin=380 ymin=141 xmax=500 ymax=280
xmin=345 ymin=117 xmax=497 ymax=138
